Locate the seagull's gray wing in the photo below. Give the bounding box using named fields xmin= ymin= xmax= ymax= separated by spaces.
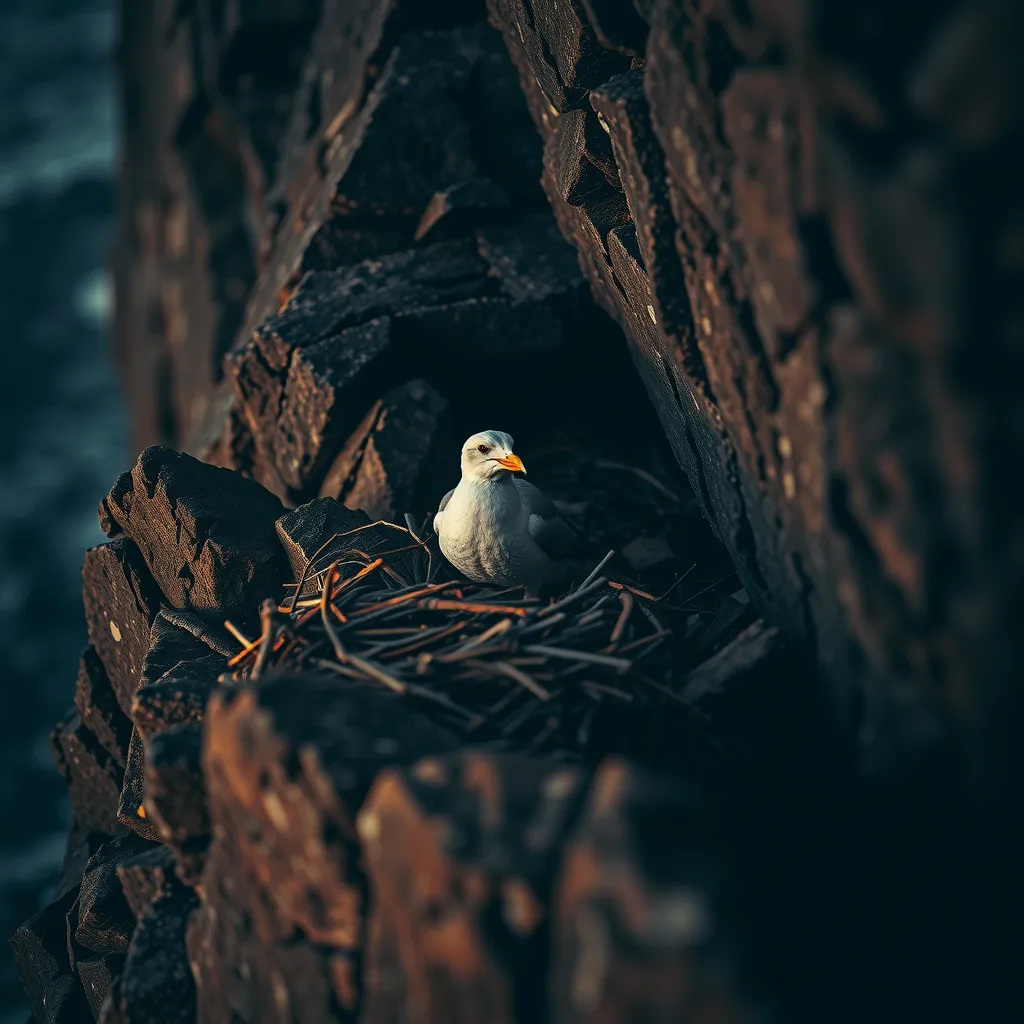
xmin=433 ymin=487 xmax=456 ymax=534
xmin=515 ymin=479 xmax=580 ymax=563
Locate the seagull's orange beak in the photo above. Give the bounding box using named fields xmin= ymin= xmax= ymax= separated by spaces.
xmin=495 ymin=453 xmax=526 ymax=474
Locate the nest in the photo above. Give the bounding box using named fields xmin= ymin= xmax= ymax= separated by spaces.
xmin=220 ymin=517 xmax=691 ymax=761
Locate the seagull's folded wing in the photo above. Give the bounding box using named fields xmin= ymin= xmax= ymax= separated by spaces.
xmin=433 ymin=486 xmax=456 ymax=533
xmin=515 ymin=479 xmax=581 ymax=563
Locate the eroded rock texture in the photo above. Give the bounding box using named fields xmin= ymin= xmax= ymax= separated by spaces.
xmin=21 ymin=1 xmax=1023 ymax=1023
xmin=484 ymin=0 xmax=1024 ymax=788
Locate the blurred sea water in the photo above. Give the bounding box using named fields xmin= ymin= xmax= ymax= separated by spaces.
xmin=0 ymin=0 xmax=126 ymax=1019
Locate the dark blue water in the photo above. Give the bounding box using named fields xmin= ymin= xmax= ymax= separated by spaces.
xmin=0 ymin=1 xmax=126 ymax=1019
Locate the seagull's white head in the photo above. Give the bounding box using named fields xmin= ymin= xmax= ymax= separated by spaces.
xmin=460 ymin=430 xmax=526 ymax=481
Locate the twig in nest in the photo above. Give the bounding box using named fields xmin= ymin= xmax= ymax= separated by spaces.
xmin=251 ymin=599 xmax=278 ymax=680
xmin=225 ymin=520 xmax=678 ymax=758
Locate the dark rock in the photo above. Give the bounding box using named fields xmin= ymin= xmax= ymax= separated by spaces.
xmin=99 ymin=446 xmax=288 ymax=631
xmin=359 ymin=754 xmax=588 ymax=1023
xmin=65 ymin=894 xmax=82 ymax=976
xmin=113 ymin=893 xmax=199 ymax=1024
xmin=117 ymin=846 xmax=179 ymax=922
xmin=244 ymin=238 xmax=489 ymax=358
xmin=132 ymin=673 xmax=220 ymax=743
xmin=590 ymin=70 xmax=695 ymax=354
xmin=75 ymin=648 xmax=134 ymax=768
xmin=191 ymin=672 xmax=459 ymax=1012
xmin=130 ymin=608 xmax=227 ymax=744
xmin=275 ymin=496 xmax=420 ymax=597
xmin=547 ymin=107 xmax=622 ymax=207
xmin=9 ymin=887 xmax=79 ymax=1021
xmin=486 ymin=0 xmax=632 ymax=111
xmin=187 ymin=858 xmax=343 ymax=1024
xmin=136 ymin=610 xmax=227 ymax=703
xmin=51 ymin=712 xmax=126 ymax=838
xmin=579 ymin=0 xmax=650 ymax=56
xmin=97 ymin=976 xmax=124 ymax=1024
xmin=81 ymin=540 xmax=163 ymax=717
xmin=392 ymin=295 xmax=568 ymax=374
xmin=678 ymin=621 xmax=784 ymax=707
xmin=551 ymin=758 xmax=757 ymax=1024
xmin=414 ymin=178 xmax=510 ymax=242
xmin=476 ymin=212 xmax=586 ymax=305
xmin=720 ymin=69 xmax=818 ymax=354
xmin=78 ymin=953 xmax=126 ymax=1019
xmin=116 ymin=730 xmax=162 ymax=843
xmin=145 ymin=723 xmax=210 ymax=886
xmin=229 ymin=317 xmax=396 ymax=504
xmin=319 ymin=379 xmax=452 ymax=523
xmin=325 ymin=28 xmax=486 ymax=217
xmin=54 ymin=825 xmax=105 ymax=903
xmin=157 ymin=606 xmax=238 ymax=658
xmin=469 ymin=37 xmax=546 ymax=204
xmin=39 ymin=972 xmax=92 ymax=1024
xmin=224 ymin=27 xmax=501 ymax=397
xmin=76 ymin=837 xmax=147 ymax=956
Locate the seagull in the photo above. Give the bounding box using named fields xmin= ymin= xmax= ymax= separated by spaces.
xmin=433 ymin=430 xmax=581 ymax=596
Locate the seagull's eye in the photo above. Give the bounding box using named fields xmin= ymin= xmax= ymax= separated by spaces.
xmin=477 ymin=444 xmax=491 ymax=454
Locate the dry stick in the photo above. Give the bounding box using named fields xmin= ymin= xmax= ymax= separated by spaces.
xmin=519 ymin=612 xmax=566 ymax=637
xmin=635 ymin=599 xmax=666 ymax=637
xmin=355 ymin=627 xmax=424 ymax=637
xmin=227 ymin=638 xmax=260 ymax=668
xmin=318 ymin=565 xmax=408 ymax=695
xmin=424 ymin=599 xmax=529 ymax=617
xmin=538 ymin=574 xmax=610 ymax=619
xmin=310 ymin=658 xmax=363 ymax=681
xmin=366 ymin=619 xmax=469 ymax=659
xmin=288 ymin=520 xmax=414 ymax=612
xmin=582 ymin=680 xmax=634 ymax=701
xmin=319 ymin=562 xmax=347 ymax=663
xmin=334 ymin=557 xmax=384 ymax=596
xmin=283 ymin=560 xmax=370 ymax=609
xmin=451 ymin=617 xmax=514 ymax=653
xmin=347 ymin=652 xmax=407 ymax=695
xmin=403 ymin=513 xmax=423 ymax=543
xmin=223 ymin=620 xmax=252 ymax=648
xmin=523 ymin=644 xmax=632 ymax=673
xmin=345 ymin=583 xmax=450 ymax=620
xmin=463 ymin=659 xmax=552 ymax=701
xmin=343 ymin=547 xmax=410 ymax=588
xmin=527 ymin=716 xmax=561 ymax=753
xmin=251 ymin=599 xmax=278 ymax=680
xmin=404 ymin=683 xmax=475 ymax=720
xmin=677 ymin=571 xmax=740 ymax=609
xmin=466 ymin=687 xmax=524 ymax=733
xmin=432 ymin=642 xmax=511 ymax=665
xmin=575 ymin=551 xmax=616 ymax=593
xmin=403 ymin=512 xmax=432 ymax=584
xmin=610 ymin=591 xmax=634 ymax=645
xmin=648 ymin=563 xmax=696 ymax=603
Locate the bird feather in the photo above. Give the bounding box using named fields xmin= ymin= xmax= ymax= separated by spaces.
xmin=515 ymin=479 xmax=580 ymax=563
xmin=433 ymin=487 xmax=456 ymax=534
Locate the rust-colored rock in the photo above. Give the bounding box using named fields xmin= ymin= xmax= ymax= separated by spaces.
xmin=99 ymin=446 xmax=288 ymax=631
xmin=51 ymin=712 xmax=127 ymax=838
xmin=552 ymin=758 xmax=763 ymax=1024
xmin=319 ymin=379 xmax=452 ymax=523
xmin=82 ymin=540 xmax=164 ymax=717
xmin=193 ymin=671 xmax=459 ymax=1020
xmin=360 ymin=753 xmax=589 ymax=1024
xmin=75 ymin=646 xmax=134 ymax=768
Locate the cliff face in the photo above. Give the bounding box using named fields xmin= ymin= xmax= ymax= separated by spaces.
xmin=112 ymin=0 xmax=1024 ymax=788
xmin=12 ymin=0 xmax=1023 ymax=1022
